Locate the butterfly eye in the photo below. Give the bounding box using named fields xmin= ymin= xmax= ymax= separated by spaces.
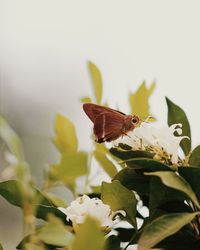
xmin=132 ymin=117 xmax=139 ymax=124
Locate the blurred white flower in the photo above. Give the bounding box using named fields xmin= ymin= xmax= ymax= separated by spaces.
xmin=58 ymin=195 xmax=125 ymax=231
xmin=114 ymin=123 xmax=188 ymax=164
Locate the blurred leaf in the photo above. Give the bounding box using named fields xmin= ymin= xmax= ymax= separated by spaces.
xmin=105 ymin=235 xmax=120 ymax=250
xmin=53 ymin=114 xmax=78 ymax=153
xmin=0 ymin=243 xmax=3 ymax=250
xmin=0 ymin=180 xmax=24 ymax=206
xmin=37 ymin=215 xmax=74 ymax=247
xmin=48 ymin=152 xmax=88 ymax=191
xmin=138 ymin=212 xmax=199 ymax=250
xmin=101 ymin=180 xmax=137 ymax=228
xmin=178 ymin=166 xmax=200 ymax=195
xmin=88 ymin=61 xmax=103 ymax=104
xmin=189 ymin=145 xmax=200 ymax=167
xmin=146 ymin=171 xmax=200 ymax=209
xmin=0 ymin=180 xmax=66 ymax=222
xmin=114 ymin=167 xmax=150 ymax=196
xmin=94 ymin=144 xmax=118 ymax=178
xmin=81 ymin=96 xmax=92 ymax=103
xmin=71 ymin=216 xmax=105 ymax=250
xmin=0 ymin=115 xmax=25 ymax=162
xmin=110 ymin=147 xmax=154 ymax=161
xmin=91 ymin=185 xmax=101 ymax=193
xmin=166 ymin=97 xmax=191 ymax=155
xmin=46 ymin=193 xmax=67 ymax=207
xmin=129 ymin=81 xmax=155 ymax=118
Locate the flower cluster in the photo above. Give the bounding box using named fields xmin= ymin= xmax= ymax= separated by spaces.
xmin=59 ymin=195 xmax=125 ymax=232
xmin=115 ymin=123 xmax=188 ymax=164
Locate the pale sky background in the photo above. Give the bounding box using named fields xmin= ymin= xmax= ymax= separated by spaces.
xmin=0 ymin=0 xmax=200 ymax=249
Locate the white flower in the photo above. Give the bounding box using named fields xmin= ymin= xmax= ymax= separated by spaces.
xmin=58 ymin=195 xmax=125 ymax=231
xmin=114 ymin=123 xmax=188 ymax=164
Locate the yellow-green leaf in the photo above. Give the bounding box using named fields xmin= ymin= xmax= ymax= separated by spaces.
xmin=129 ymin=81 xmax=155 ymax=119
xmin=0 ymin=115 xmax=25 ymax=162
xmin=48 ymin=152 xmax=88 ymax=191
xmin=138 ymin=212 xmax=199 ymax=250
xmin=53 ymin=114 xmax=78 ymax=153
xmin=146 ymin=171 xmax=200 ymax=209
xmin=38 ymin=215 xmax=74 ymax=246
xmin=81 ymin=96 xmax=92 ymax=103
xmin=71 ymin=216 xmax=105 ymax=250
xmin=101 ymin=180 xmax=137 ymax=228
xmin=94 ymin=144 xmax=118 ymax=178
xmin=88 ymin=61 xmax=103 ymax=104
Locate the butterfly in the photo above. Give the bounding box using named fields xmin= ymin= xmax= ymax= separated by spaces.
xmin=83 ymin=103 xmax=140 ymax=143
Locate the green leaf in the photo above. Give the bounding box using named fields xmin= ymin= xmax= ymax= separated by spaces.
xmin=178 ymin=166 xmax=200 ymax=195
xmin=81 ymin=96 xmax=92 ymax=103
xmin=145 ymin=171 xmax=200 ymax=209
xmin=110 ymin=147 xmax=154 ymax=161
xmin=189 ymin=145 xmax=200 ymax=167
xmin=0 ymin=180 xmax=24 ymax=206
xmin=71 ymin=216 xmax=105 ymax=250
xmin=0 ymin=180 xmax=66 ymax=222
xmin=94 ymin=144 xmax=118 ymax=178
xmin=0 ymin=243 xmax=3 ymax=250
xmin=101 ymin=180 xmax=137 ymax=228
xmin=88 ymin=61 xmax=103 ymax=104
xmin=148 ymin=176 xmax=190 ymax=220
xmin=114 ymin=167 xmax=150 ymax=196
xmin=53 ymin=114 xmax=78 ymax=153
xmin=138 ymin=212 xmax=199 ymax=250
xmin=48 ymin=151 xmax=88 ymax=191
xmin=38 ymin=215 xmax=74 ymax=246
xmin=129 ymin=81 xmax=155 ymax=118
xmin=105 ymin=235 xmax=120 ymax=250
xmin=0 ymin=115 xmax=25 ymax=161
xmin=123 ymin=158 xmax=172 ymax=171
xmin=166 ymin=97 xmax=191 ymax=155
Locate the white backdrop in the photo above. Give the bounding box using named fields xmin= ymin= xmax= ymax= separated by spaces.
xmin=0 ymin=0 xmax=200 ymax=249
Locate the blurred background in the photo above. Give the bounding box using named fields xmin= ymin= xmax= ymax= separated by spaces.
xmin=0 ymin=0 xmax=200 ymax=249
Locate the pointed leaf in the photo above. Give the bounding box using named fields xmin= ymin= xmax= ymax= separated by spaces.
xmin=166 ymin=97 xmax=191 ymax=155
xmin=88 ymin=61 xmax=103 ymax=104
xmin=53 ymin=114 xmax=78 ymax=153
xmin=0 ymin=115 xmax=25 ymax=161
xmin=189 ymin=145 xmax=200 ymax=167
xmin=101 ymin=180 xmax=137 ymax=228
xmin=71 ymin=216 xmax=105 ymax=250
xmin=38 ymin=215 xmax=74 ymax=246
xmin=129 ymin=82 xmax=155 ymax=118
xmin=138 ymin=212 xmax=199 ymax=250
xmin=146 ymin=171 xmax=200 ymax=209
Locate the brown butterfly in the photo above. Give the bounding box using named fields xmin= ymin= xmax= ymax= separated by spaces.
xmin=83 ymin=103 xmax=140 ymax=143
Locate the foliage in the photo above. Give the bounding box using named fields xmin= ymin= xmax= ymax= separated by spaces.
xmin=0 ymin=62 xmax=200 ymax=250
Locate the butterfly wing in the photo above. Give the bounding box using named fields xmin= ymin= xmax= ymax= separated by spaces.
xmin=93 ymin=112 xmax=125 ymax=143
xmin=83 ymin=103 xmax=126 ymax=123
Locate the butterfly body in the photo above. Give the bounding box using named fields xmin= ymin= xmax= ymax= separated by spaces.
xmin=83 ymin=103 xmax=140 ymax=143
